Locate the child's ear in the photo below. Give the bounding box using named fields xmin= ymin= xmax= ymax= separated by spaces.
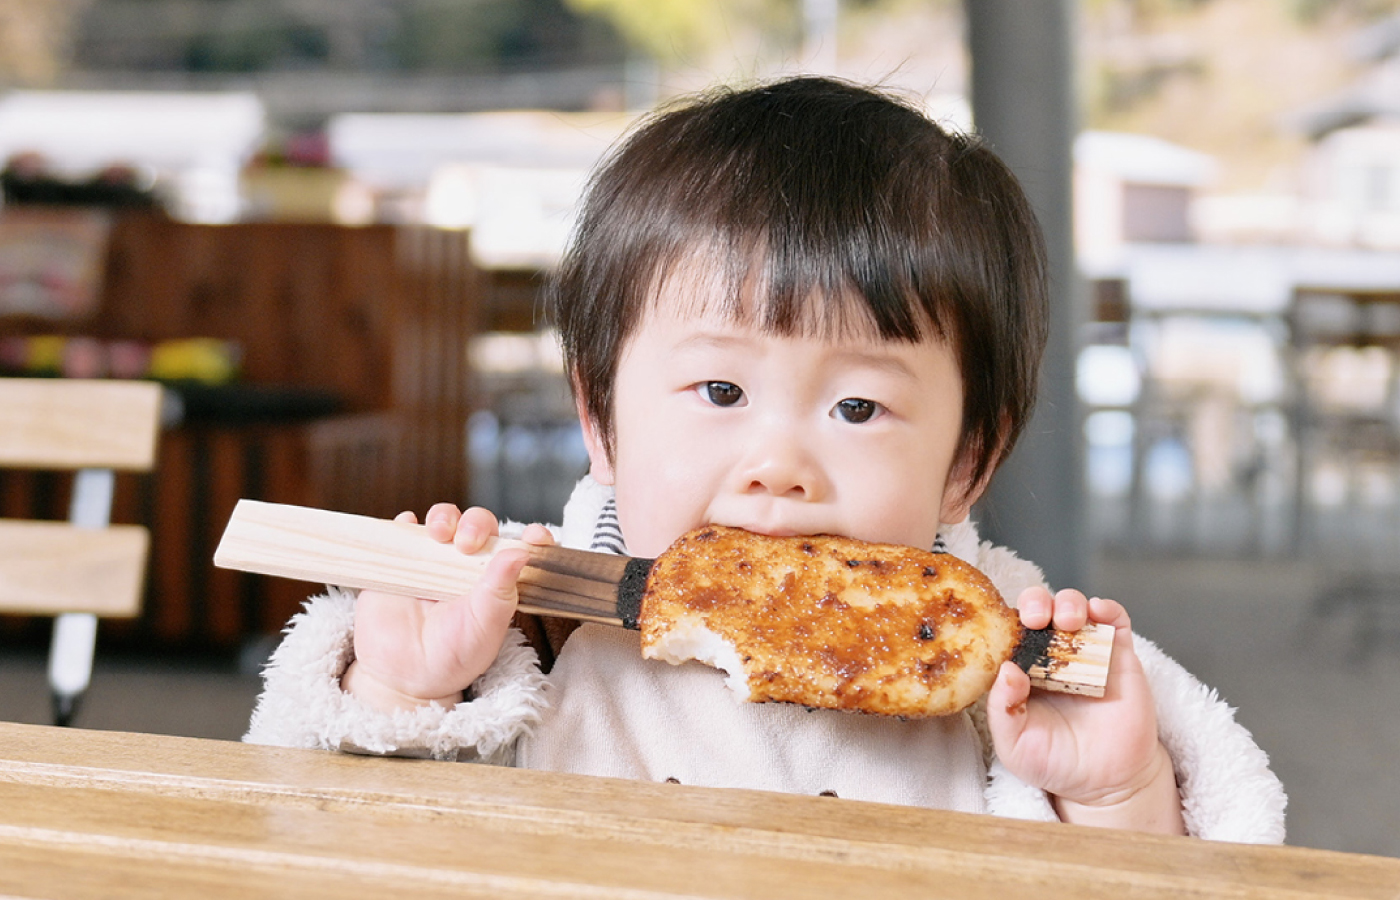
xmin=575 ymin=395 xmax=616 ymax=486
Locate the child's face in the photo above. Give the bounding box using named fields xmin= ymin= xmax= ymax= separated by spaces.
xmin=580 ymin=281 xmax=978 ymax=560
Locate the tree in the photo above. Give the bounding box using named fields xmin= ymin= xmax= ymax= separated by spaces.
xmin=563 ymin=0 xmax=795 ymax=63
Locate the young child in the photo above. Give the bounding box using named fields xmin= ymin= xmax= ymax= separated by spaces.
xmin=246 ymin=76 xmax=1285 ymax=841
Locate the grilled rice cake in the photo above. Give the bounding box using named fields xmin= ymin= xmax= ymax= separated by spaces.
xmin=638 ymin=525 xmax=1021 ymax=718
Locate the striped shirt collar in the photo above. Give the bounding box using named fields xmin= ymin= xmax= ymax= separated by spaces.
xmin=588 ymin=496 xmax=948 ymax=557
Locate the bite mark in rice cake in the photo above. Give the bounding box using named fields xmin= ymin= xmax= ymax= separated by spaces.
xmin=639 ymin=525 xmax=1021 ymax=718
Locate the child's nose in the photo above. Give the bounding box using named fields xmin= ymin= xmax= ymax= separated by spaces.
xmin=738 ymin=430 xmax=827 ymax=501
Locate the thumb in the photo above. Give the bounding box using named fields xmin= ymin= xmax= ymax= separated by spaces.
xmin=428 ymin=548 xmax=529 ymax=688
xmin=985 ymin=660 xmax=1032 ymax=751
xmin=467 ymin=548 xmax=528 ymax=634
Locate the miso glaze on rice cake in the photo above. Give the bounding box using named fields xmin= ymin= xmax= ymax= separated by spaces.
xmin=639 ymin=524 xmax=1022 ymax=718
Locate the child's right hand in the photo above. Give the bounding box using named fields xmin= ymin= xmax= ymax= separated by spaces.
xmin=340 ymin=504 xmax=553 ymax=712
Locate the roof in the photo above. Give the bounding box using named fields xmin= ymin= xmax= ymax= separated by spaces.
xmin=1288 ymin=14 xmax=1400 ymax=139
xmin=1075 ymin=130 xmax=1218 ymax=187
xmin=1085 ymin=243 xmax=1400 ymax=315
xmin=327 ymin=109 xmax=636 ymax=191
xmin=1288 ymin=60 xmax=1400 ymax=139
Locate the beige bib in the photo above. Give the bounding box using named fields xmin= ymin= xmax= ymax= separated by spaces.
xmin=518 ymin=623 xmax=988 ymax=812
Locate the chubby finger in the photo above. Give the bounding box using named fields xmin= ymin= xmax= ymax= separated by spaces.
xmin=1051 ymin=588 xmax=1090 ymax=633
xmin=985 ymin=661 xmax=1033 ymax=745
xmin=1086 ymin=596 xmax=1141 ymax=685
xmin=519 ymin=522 xmax=555 ymax=547
xmin=451 ymin=506 xmax=500 ymax=553
xmin=476 ymin=547 xmax=529 ymax=603
xmin=394 ymin=510 xmax=418 ymax=524
xmin=1087 ymin=595 xmax=1131 ymax=630
xmin=423 ymin=503 xmax=464 ymax=541
xmin=463 ymin=548 xmax=529 ymax=634
xmin=1015 ymin=586 xmax=1054 ymax=630
xmin=422 ymin=548 xmax=529 ymax=692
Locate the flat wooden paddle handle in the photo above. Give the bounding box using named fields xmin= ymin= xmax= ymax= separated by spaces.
xmin=214 ymin=499 xmax=526 ymax=603
xmin=214 ymin=500 xmax=631 ymax=626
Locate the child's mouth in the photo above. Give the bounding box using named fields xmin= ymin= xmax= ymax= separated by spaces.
xmin=712 ymin=521 xmax=815 ymax=540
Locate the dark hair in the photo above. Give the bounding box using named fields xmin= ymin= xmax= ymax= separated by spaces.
xmin=549 ymin=75 xmax=1048 ymax=495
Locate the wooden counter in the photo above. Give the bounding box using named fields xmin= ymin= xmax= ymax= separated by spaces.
xmin=0 ymin=721 xmax=1396 ymax=899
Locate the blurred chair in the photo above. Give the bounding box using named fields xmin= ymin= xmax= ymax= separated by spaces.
xmin=0 ymin=378 xmax=162 ymax=725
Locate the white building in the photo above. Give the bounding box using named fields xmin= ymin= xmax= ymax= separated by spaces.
xmin=1074 ymin=129 xmax=1217 ymax=276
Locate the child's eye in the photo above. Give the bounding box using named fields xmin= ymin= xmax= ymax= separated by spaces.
xmin=833 ymin=397 xmax=881 ymax=423
xmin=703 ymin=381 xmax=745 ymax=407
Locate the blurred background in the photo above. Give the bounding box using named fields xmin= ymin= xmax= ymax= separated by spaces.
xmin=2 ymin=0 xmax=1399 ymax=857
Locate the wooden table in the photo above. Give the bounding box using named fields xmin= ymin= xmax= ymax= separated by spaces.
xmin=0 ymin=722 xmax=1396 ymax=899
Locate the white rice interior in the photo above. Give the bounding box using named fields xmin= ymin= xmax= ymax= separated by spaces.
xmin=648 ymin=618 xmax=750 ymax=701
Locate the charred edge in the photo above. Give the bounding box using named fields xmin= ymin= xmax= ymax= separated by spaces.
xmin=616 ymin=557 xmax=654 ymax=629
xmin=1012 ymin=626 xmax=1056 ymax=672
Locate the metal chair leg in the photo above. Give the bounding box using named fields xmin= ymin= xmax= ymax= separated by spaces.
xmin=48 ymin=612 xmax=97 ymax=727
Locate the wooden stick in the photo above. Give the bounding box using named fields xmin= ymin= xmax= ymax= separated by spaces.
xmin=1019 ymin=622 xmax=1114 ymax=696
xmin=214 ymin=499 xmax=633 ymax=624
xmin=214 ymin=499 xmax=519 ymax=601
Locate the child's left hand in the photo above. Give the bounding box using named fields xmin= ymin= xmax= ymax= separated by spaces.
xmin=986 ymin=587 xmax=1186 ymax=835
